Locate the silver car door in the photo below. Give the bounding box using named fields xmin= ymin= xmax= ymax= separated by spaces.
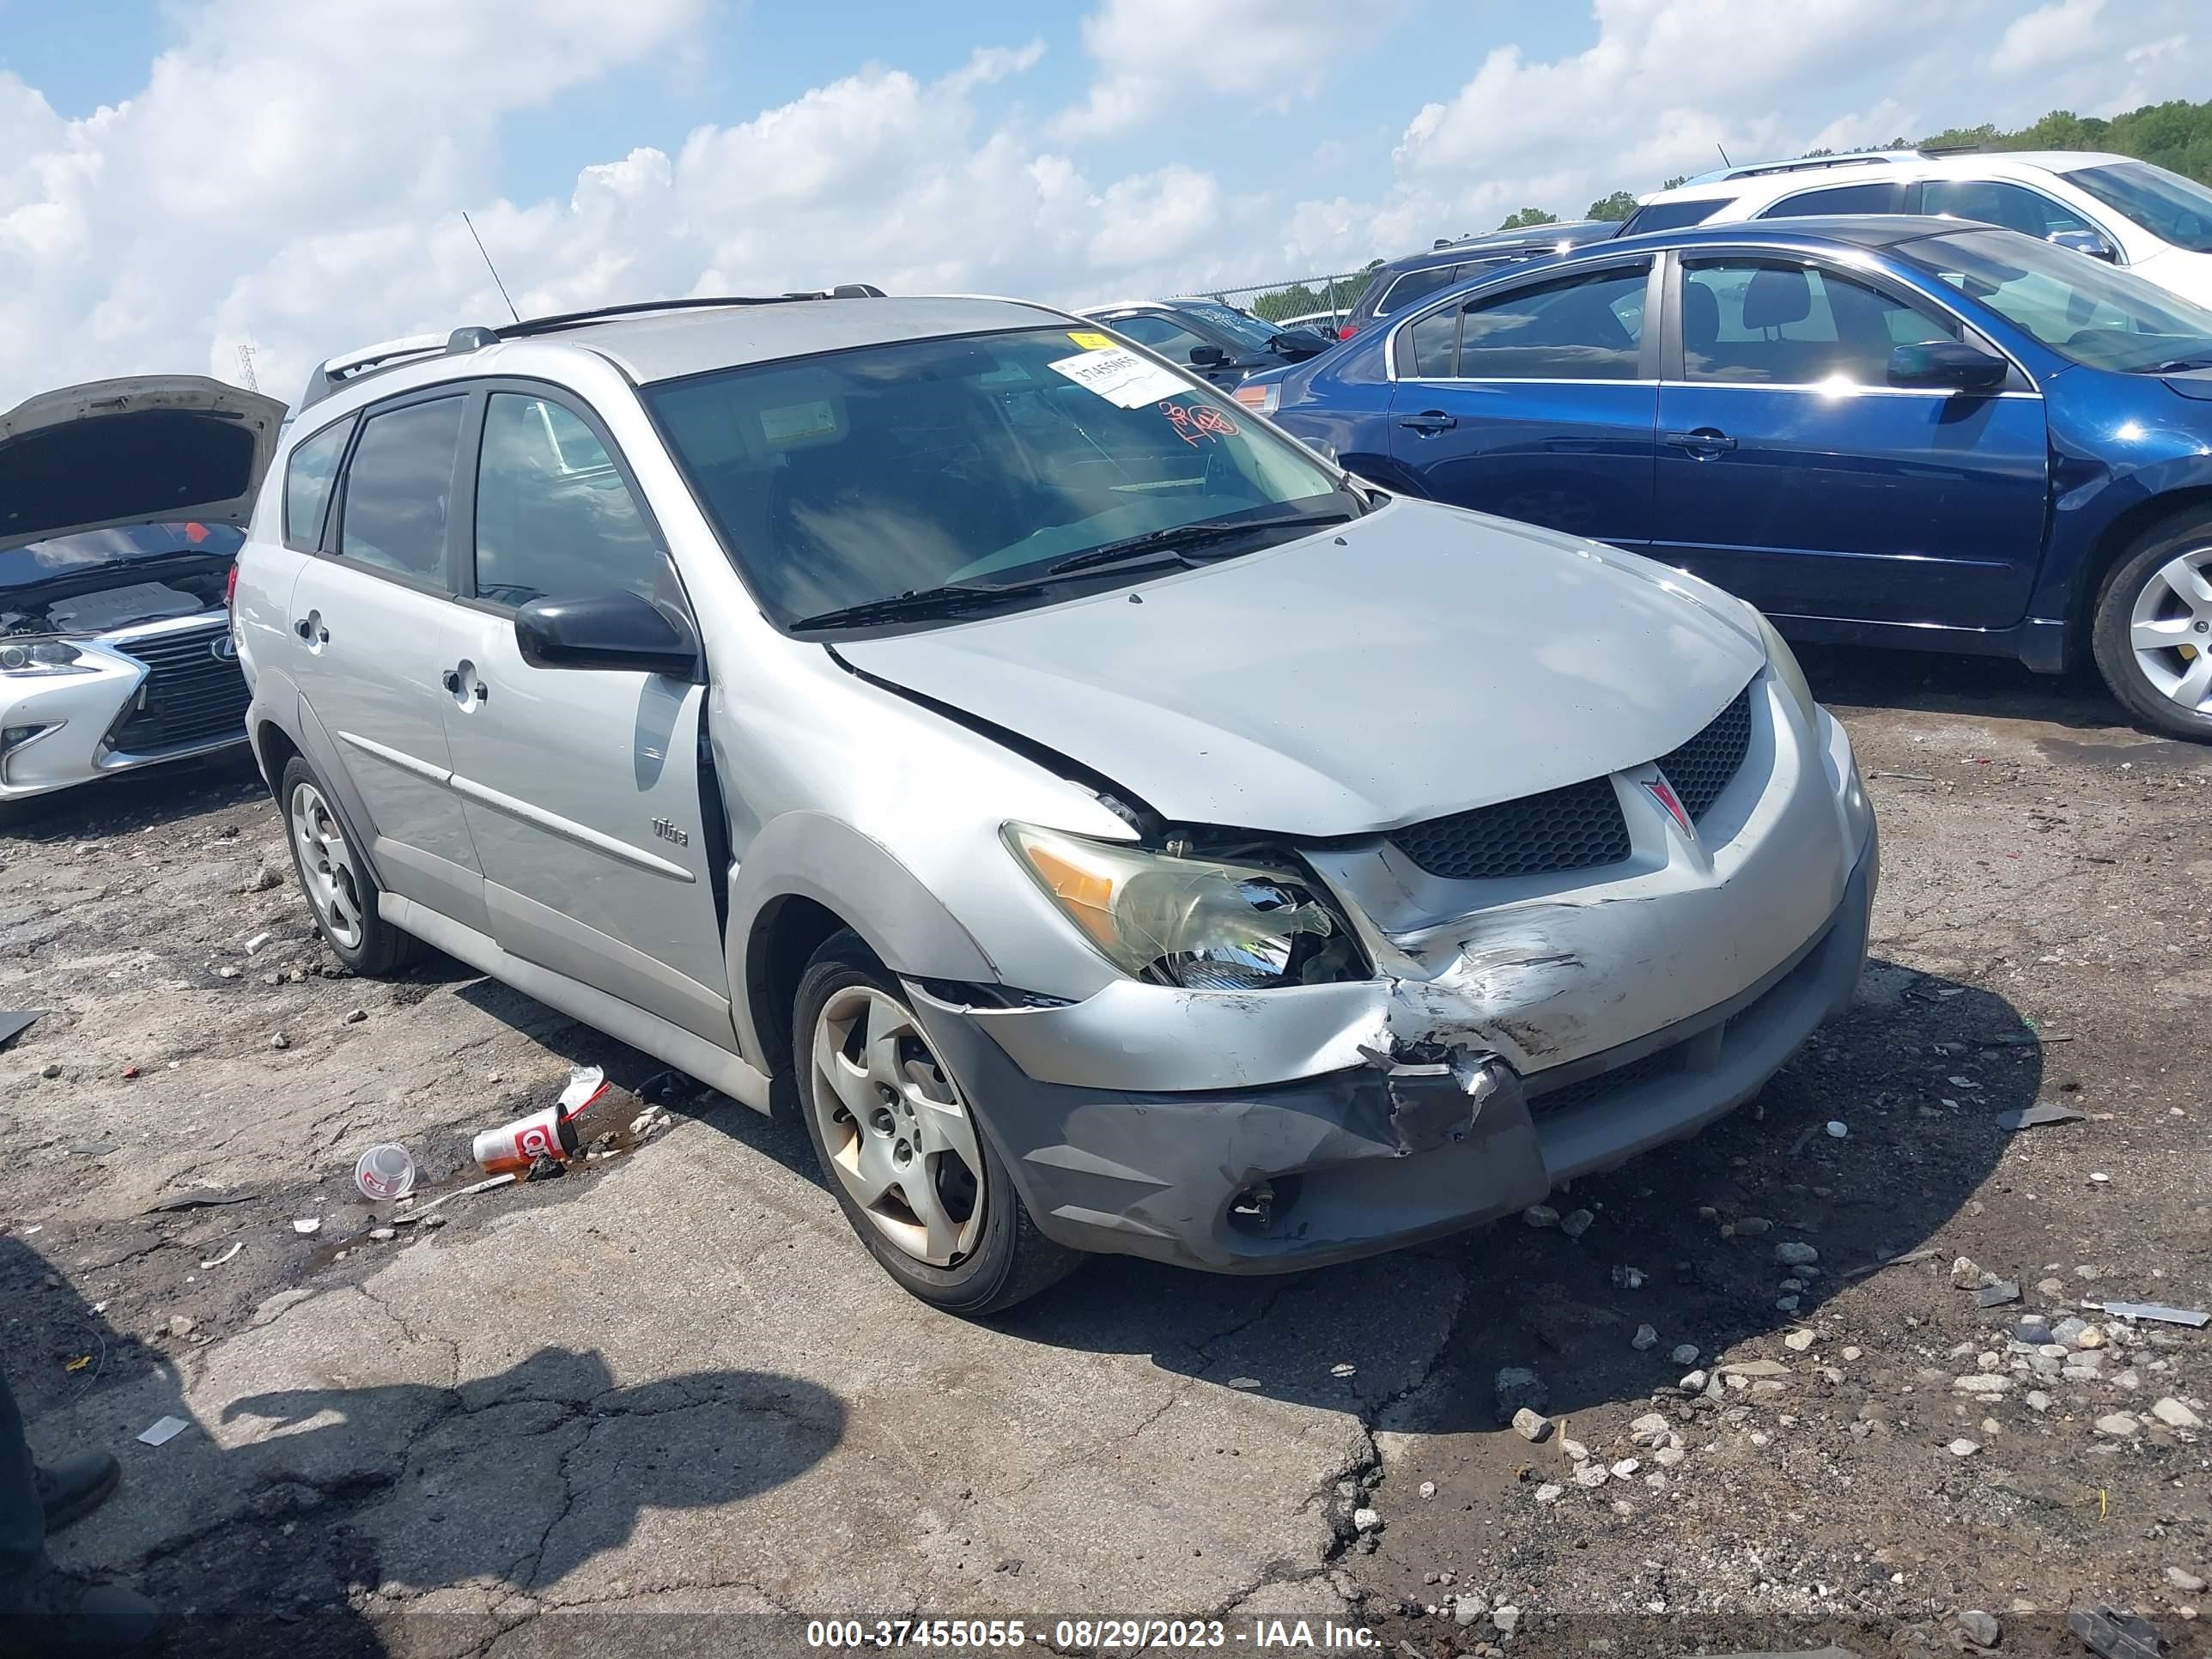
xmin=436 ymin=386 xmax=735 ymax=1045
xmin=291 ymin=392 xmax=488 ymax=934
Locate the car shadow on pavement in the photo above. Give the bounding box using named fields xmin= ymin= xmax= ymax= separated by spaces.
xmin=994 ymin=962 xmax=2040 ymax=1437
xmin=0 ymin=749 xmax=266 ymax=842
xmin=1794 ymin=643 xmax=2130 ymax=733
xmin=4 ymin=1237 xmax=842 ymax=1659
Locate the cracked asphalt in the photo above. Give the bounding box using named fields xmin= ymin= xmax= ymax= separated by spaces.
xmin=1 ymin=647 xmax=2207 ymax=1658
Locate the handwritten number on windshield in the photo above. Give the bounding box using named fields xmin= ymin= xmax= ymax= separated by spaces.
xmin=1161 ymin=400 xmax=1239 ymax=447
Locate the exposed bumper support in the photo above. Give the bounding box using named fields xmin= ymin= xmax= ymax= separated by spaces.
xmin=909 ymin=828 xmax=1875 ymax=1275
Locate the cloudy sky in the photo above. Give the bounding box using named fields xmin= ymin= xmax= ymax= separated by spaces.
xmin=0 ymin=0 xmax=2198 ymax=406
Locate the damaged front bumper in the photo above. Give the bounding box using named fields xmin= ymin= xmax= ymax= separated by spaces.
xmin=909 ymin=831 xmax=1875 ymax=1273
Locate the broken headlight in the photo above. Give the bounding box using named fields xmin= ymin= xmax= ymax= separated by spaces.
xmin=1003 ymin=822 xmax=1363 ymax=990
xmin=0 ymin=638 xmax=93 ymax=678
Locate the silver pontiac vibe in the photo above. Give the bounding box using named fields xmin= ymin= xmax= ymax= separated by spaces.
xmin=205 ymin=294 xmax=1874 ymax=1314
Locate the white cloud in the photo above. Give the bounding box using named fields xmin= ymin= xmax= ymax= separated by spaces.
xmin=1990 ymin=0 xmax=2105 ymax=77
xmin=1054 ymin=0 xmax=1377 ymax=139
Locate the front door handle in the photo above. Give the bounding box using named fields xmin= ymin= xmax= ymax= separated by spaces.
xmin=1664 ymin=428 xmax=1738 ymax=456
xmin=1399 ymin=410 xmax=1458 ymax=435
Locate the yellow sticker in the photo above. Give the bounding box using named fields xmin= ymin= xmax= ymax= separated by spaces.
xmin=1066 ymin=331 xmax=1115 ymax=350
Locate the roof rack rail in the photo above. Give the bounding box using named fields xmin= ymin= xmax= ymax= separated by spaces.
xmin=1680 ymin=149 xmax=1924 ymax=188
xmin=296 ymin=285 xmax=886 ymax=410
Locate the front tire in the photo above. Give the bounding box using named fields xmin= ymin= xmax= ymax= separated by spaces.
xmin=793 ymin=930 xmax=1080 ymax=1316
xmin=278 ymin=756 xmax=425 ymax=975
xmin=2091 ymin=518 xmax=2212 ymax=741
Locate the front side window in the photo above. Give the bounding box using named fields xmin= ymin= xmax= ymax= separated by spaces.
xmin=1922 ymin=179 xmax=2093 ymax=240
xmin=2063 ymin=161 xmax=2212 ymax=253
xmin=1760 ymin=180 xmax=1902 ymax=217
xmin=1454 ymin=264 xmax=1649 ymax=380
xmin=1108 ymin=313 xmax=1216 ymax=364
xmin=1904 ymin=227 xmax=2212 ymax=373
xmin=337 ymin=398 xmax=465 ymax=582
xmin=284 ymin=420 xmax=350 ymax=549
xmin=473 ymin=395 xmax=664 ymax=608
xmin=1680 ymin=258 xmax=1956 ymax=385
xmin=644 ymin=328 xmax=1348 ymax=627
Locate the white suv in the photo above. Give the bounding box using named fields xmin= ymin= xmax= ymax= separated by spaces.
xmin=1625 ymin=149 xmax=2212 ymax=307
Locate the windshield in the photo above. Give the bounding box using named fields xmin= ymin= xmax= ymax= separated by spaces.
xmin=1179 ymin=300 xmax=1280 ymax=349
xmin=644 ymin=327 xmax=1348 ymax=627
xmin=1902 ymin=228 xmax=2212 ymax=374
xmin=0 ymin=522 xmax=243 ymax=592
xmin=2063 ymin=161 xmax=2212 ymax=253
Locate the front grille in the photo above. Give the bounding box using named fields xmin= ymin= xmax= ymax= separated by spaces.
xmin=1391 ymin=774 xmax=1631 ymax=882
xmin=1527 ymin=1042 xmax=1685 ymax=1115
xmin=1656 ymin=683 xmax=1753 ymax=823
xmin=107 ymin=623 xmax=249 ymax=752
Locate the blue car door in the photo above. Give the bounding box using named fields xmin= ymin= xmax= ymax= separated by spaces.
xmin=1384 ymin=258 xmax=1661 ymax=548
xmin=1651 ymin=251 xmax=2050 ymax=629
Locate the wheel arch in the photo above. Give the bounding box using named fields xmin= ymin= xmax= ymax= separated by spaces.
xmin=2066 ymin=486 xmax=2212 ymax=665
xmin=728 ymin=811 xmax=999 ymax=1074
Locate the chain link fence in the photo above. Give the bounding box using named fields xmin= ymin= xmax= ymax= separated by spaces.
xmin=1170 ymin=270 xmax=1379 ymax=328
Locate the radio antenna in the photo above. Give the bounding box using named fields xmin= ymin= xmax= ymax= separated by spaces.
xmin=463 ymin=211 xmax=522 ymax=325
xmin=1717 ymin=143 xmax=1732 ymax=167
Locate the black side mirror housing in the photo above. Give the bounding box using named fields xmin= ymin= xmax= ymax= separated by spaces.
xmin=514 ymin=590 xmax=702 ymax=679
xmin=1887 ymin=340 xmax=2009 ymax=393
xmin=2047 ymin=228 xmax=2118 ymax=262
xmin=1188 ymin=343 xmax=1231 ymax=368
xmin=1271 ymin=330 xmax=1330 ymax=361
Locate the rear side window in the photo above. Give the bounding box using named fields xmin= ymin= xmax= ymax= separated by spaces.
xmin=1401 ymin=307 xmax=1462 ymax=378
xmin=1455 ymin=264 xmax=1649 ymax=380
xmin=1376 ymin=264 xmax=1465 ymax=317
xmin=1620 ymin=199 xmax=1725 ymax=235
xmin=337 ymin=398 xmax=465 ymax=584
xmin=473 ymin=394 xmax=664 ymax=608
xmin=283 ymin=420 xmax=351 ymax=550
xmin=1759 ymin=180 xmax=1902 ymax=217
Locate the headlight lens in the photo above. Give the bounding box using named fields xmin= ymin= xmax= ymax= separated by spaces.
xmin=0 ymin=638 xmax=94 ymax=677
xmin=1755 ymin=614 xmax=1818 ymax=726
xmin=1003 ymin=822 xmax=1362 ymax=990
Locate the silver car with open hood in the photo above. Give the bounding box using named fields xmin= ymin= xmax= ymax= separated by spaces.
xmin=220 ymin=294 xmax=1876 ymax=1314
xmin=0 ymin=375 xmax=283 ymax=800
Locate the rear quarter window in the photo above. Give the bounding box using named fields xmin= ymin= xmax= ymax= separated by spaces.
xmin=283 ymin=419 xmax=352 ymax=550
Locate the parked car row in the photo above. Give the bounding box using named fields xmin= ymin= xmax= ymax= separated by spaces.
xmin=1237 ymin=210 xmax=2212 ymax=741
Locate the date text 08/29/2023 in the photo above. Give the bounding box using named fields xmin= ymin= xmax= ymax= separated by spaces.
xmin=805 ymin=1616 xmax=1384 ymax=1650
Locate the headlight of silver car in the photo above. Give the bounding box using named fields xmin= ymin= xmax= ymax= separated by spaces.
xmin=0 ymin=638 xmax=94 ymax=678
xmin=1755 ymin=614 xmax=1818 ymax=727
xmin=1003 ymin=823 xmax=1363 ymax=990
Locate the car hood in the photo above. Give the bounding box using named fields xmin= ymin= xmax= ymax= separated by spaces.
xmin=837 ymin=497 xmax=1769 ymax=836
xmin=0 ymin=376 xmax=287 ymax=555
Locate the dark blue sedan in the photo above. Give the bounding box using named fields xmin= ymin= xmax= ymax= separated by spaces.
xmin=1242 ymin=216 xmax=2212 ymax=739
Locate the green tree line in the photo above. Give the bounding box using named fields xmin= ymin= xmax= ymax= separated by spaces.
xmin=1239 ymin=96 xmax=2212 ymax=323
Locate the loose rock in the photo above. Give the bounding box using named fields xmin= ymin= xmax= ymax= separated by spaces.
xmin=2151 ymin=1397 xmax=2202 ymax=1430
xmin=1631 ymin=1323 xmax=1657 ymax=1351
xmin=2168 ymin=1568 xmax=2208 ymax=1594
xmin=1955 ymin=1609 xmax=2000 ymax=1649
xmin=1671 ymin=1344 xmax=1699 ymax=1365
xmin=1774 ymin=1242 xmax=1819 ymax=1267
xmin=1784 ymin=1329 xmax=1815 ymax=1352
xmin=1511 ymin=1407 xmax=1551 ymax=1443
xmin=269 ymin=1032 xmax=289 ymax=1050
xmin=1948 ymin=1438 xmax=1980 ymax=1457
xmin=2094 ymin=1413 xmax=2142 ymax=1437
xmin=1560 ymin=1208 xmax=1593 ymax=1238
xmin=1522 ymin=1204 xmax=1559 ymax=1228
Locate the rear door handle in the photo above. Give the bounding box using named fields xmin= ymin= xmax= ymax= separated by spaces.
xmin=1398 ymin=410 xmax=1458 ymax=435
xmin=1664 ymin=428 xmax=1737 ymax=455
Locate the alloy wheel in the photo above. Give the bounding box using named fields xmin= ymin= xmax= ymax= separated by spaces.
xmin=2129 ymin=544 xmax=2212 ymax=716
xmin=290 ymin=781 xmax=365 ymax=951
xmin=808 ymin=985 xmax=986 ymax=1267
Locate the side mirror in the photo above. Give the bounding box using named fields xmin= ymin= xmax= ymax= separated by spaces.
xmin=2047 ymin=228 xmax=2118 ymax=262
xmin=514 ymin=590 xmax=702 ymax=678
xmin=1188 ymin=343 xmax=1231 ymax=368
xmin=1270 ymin=330 xmax=1330 ymax=360
xmin=1887 ymin=340 xmax=2009 ymax=393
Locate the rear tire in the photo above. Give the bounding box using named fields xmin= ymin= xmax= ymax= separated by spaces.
xmin=2090 ymin=516 xmax=2212 ymax=741
xmin=793 ymin=929 xmax=1081 ymax=1316
xmin=277 ymin=756 xmax=426 ymax=975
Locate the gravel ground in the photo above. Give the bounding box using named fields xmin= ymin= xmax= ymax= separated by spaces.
xmin=0 ymin=646 xmax=2205 ymax=1659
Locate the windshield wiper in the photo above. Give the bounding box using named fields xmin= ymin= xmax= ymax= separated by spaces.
xmin=1045 ymin=510 xmax=1351 ymax=579
xmin=787 ymin=581 xmax=1048 ymax=632
xmin=2148 ymin=357 xmax=2212 ymax=373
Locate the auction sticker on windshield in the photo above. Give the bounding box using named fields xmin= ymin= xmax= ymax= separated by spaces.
xmin=1066 ymin=330 xmax=1115 ymax=350
xmin=1048 ymin=347 xmax=1188 ymax=409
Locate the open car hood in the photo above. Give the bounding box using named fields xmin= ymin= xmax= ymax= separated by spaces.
xmin=836 ymin=497 xmax=1769 ymax=838
xmin=0 ymin=376 xmax=288 ymax=556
